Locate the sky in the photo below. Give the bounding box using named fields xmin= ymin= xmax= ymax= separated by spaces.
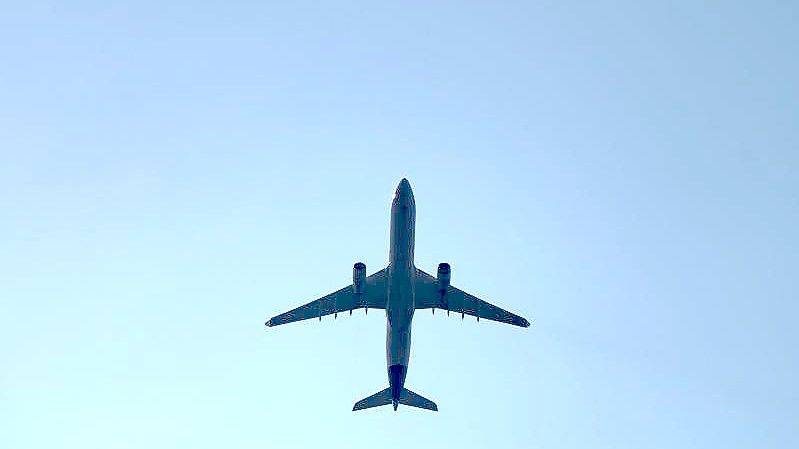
xmin=1 ymin=1 xmax=797 ymax=448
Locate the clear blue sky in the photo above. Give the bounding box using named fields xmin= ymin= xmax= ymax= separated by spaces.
xmin=1 ymin=1 xmax=797 ymax=448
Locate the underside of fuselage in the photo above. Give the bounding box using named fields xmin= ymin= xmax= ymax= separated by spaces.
xmin=386 ymin=178 xmax=416 ymax=409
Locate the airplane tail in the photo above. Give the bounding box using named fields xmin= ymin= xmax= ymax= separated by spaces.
xmin=352 ymin=387 xmax=438 ymax=412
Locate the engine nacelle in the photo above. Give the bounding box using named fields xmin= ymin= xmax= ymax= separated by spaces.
xmin=437 ymin=262 xmax=451 ymax=292
xmin=353 ymin=262 xmax=366 ymax=294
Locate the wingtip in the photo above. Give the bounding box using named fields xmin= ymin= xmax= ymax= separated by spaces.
xmin=521 ymin=318 xmax=531 ymax=328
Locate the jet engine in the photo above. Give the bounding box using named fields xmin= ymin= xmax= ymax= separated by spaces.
xmin=353 ymin=262 xmax=366 ymax=294
xmin=437 ymin=262 xmax=451 ymax=292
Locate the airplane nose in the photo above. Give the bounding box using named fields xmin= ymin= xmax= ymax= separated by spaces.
xmin=393 ymin=178 xmax=414 ymax=207
xmin=397 ymin=178 xmax=412 ymax=196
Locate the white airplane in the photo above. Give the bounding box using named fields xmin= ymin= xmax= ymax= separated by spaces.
xmin=265 ymin=178 xmax=530 ymax=412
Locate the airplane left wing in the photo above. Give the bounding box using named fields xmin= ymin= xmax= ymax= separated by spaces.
xmin=415 ymin=269 xmax=530 ymax=328
xmin=266 ymin=268 xmax=387 ymax=327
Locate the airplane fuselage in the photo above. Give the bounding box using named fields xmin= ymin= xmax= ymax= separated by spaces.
xmin=386 ymin=178 xmax=416 ymax=409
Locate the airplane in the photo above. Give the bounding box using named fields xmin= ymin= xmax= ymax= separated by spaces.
xmin=265 ymin=178 xmax=530 ymax=412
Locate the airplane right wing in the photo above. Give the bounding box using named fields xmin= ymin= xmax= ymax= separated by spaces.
xmin=266 ymin=268 xmax=387 ymax=327
xmin=415 ymin=269 xmax=530 ymax=328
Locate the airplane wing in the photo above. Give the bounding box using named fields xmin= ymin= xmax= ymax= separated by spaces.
xmin=415 ymin=269 xmax=530 ymax=328
xmin=265 ymin=268 xmax=388 ymax=327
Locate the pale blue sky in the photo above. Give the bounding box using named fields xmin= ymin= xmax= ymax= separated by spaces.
xmin=1 ymin=1 xmax=797 ymax=448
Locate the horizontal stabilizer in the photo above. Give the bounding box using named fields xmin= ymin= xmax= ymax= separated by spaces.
xmin=352 ymin=388 xmax=392 ymax=411
xmin=399 ymin=388 xmax=438 ymax=411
